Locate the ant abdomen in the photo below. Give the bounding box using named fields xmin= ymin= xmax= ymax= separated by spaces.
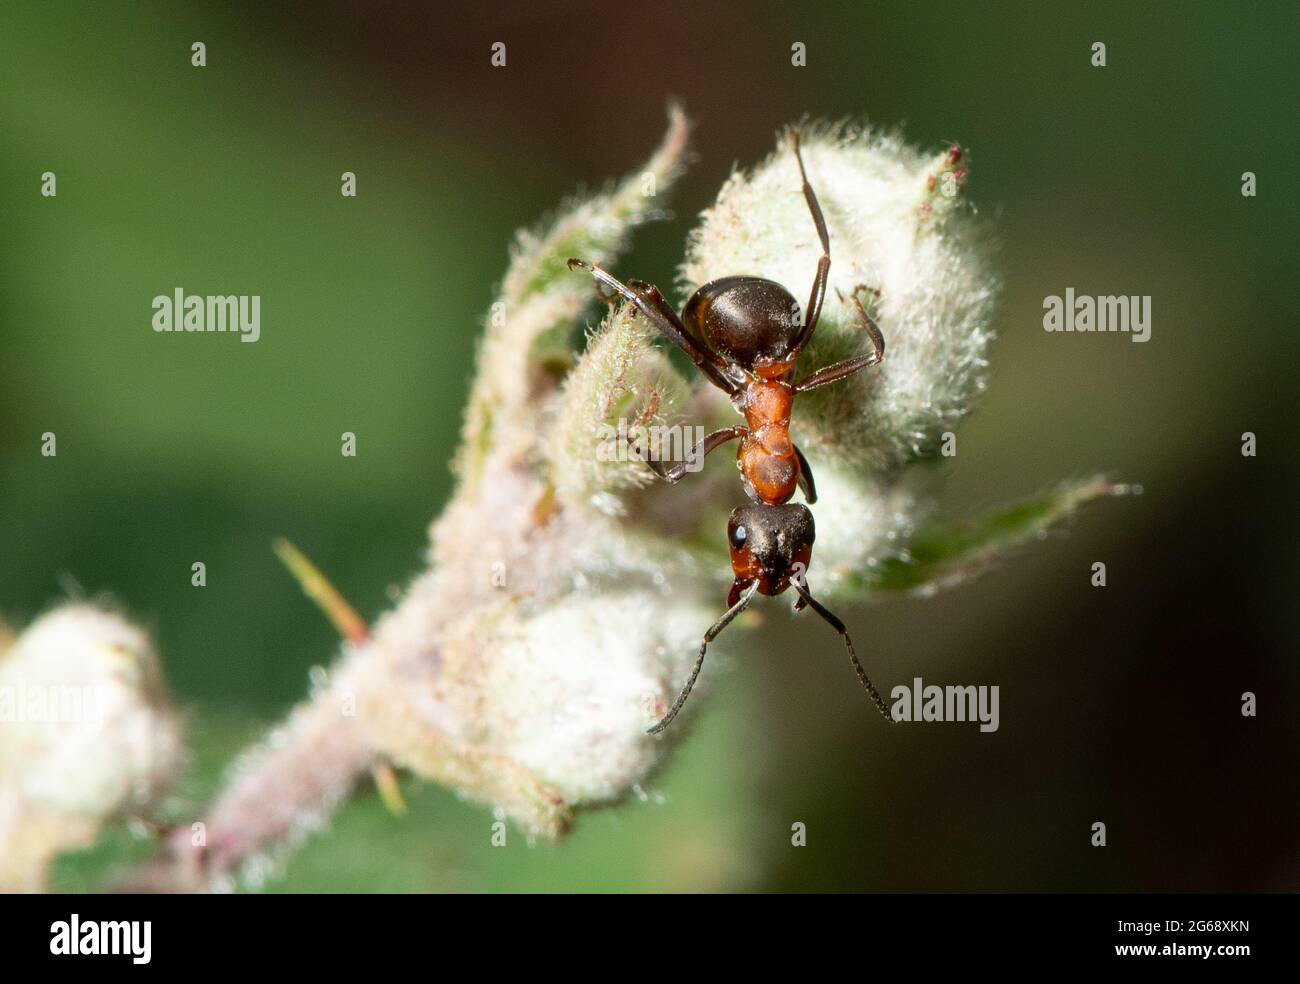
xmin=683 ymin=276 xmax=803 ymax=375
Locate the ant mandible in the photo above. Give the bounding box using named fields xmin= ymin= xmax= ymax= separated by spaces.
xmin=569 ymin=133 xmax=894 ymax=734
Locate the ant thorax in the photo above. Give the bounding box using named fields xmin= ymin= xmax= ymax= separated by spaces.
xmin=737 ymin=378 xmax=799 ymax=505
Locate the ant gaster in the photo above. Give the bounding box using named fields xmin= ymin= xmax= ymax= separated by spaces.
xmin=569 ymin=133 xmax=894 ymax=734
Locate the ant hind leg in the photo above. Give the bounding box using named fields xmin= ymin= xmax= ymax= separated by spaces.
xmin=789 ymin=131 xmax=832 ymax=354
xmin=567 ymin=259 xmax=740 ymax=396
xmin=846 ymin=284 xmax=885 ymax=359
xmin=794 ymin=286 xmax=886 ymax=394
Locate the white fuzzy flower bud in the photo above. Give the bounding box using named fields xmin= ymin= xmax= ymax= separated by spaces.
xmin=354 ymin=460 xmax=715 ymax=838
xmin=0 ymin=605 xmax=182 ymax=890
xmin=682 ymin=124 xmax=997 ymax=472
xmin=123 ymin=112 xmax=1126 ymax=890
xmin=545 ymin=307 xmax=691 ymax=513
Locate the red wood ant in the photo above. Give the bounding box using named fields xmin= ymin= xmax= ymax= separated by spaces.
xmin=569 ymin=134 xmax=893 ymax=733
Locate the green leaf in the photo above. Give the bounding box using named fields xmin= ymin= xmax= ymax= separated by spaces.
xmin=859 ymin=475 xmax=1138 ymax=594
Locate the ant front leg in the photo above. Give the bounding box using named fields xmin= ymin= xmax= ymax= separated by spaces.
xmin=794 ymin=285 xmax=886 ymax=394
xmin=629 ymin=425 xmax=746 ymax=484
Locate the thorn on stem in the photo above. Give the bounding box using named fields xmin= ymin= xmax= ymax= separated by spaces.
xmin=273 ymin=537 xmax=369 ymax=645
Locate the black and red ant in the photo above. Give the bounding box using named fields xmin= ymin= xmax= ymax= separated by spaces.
xmin=569 ymin=134 xmax=894 ymax=734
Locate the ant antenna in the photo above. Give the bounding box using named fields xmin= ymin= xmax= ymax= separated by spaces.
xmin=794 ymin=583 xmax=896 ymax=723
xmin=648 ymin=581 xmax=760 ymax=735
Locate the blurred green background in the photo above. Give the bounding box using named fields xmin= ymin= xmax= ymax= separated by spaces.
xmin=2 ymin=1 xmax=1296 ymax=891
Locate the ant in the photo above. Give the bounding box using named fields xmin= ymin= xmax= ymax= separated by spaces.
xmin=569 ymin=133 xmax=893 ymax=734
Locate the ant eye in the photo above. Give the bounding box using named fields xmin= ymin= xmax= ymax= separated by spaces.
xmin=730 ymin=525 xmax=747 ymax=549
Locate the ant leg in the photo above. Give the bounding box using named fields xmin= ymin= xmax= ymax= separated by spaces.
xmin=789 ymin=131 xmax=832 ymax=354
xmin=567 ymin=259 xmax=740 ymax=396
xmin=626 ymin=278 xmax=685 ymax=322
xmin=846 ymin=284 xmax=886 ymax=358
xmin=794 ymin=287 xmax=886 ymax=393
xmin=795 ymin=350 xmax=882 ymax=393
xmin=624 ymin=277 xmax=737 ymax=378
xmin=793 ymin=444 xmax=818 ymax=504
xmin=648 ymin=581 xmax=760 ymax=734
xmin=793 ymin=583 xmax=895 ymax=723
xmin=589 ymin=277 xmax=621 ymax=307
xmin=629 ymin=425 xmax=746 ymax=484
xmin=625 ymin=277 xmax=741 ymax=383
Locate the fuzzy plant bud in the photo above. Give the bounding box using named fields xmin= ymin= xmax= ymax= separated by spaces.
xmin=126 ymin=109 xmax=1129 ymax=889
xmin=683 ymin=124 xmax=997 ymax=473
xmin=0 ymin=605 xmax=183 ymax=891
xmin=351 ymin=117 xmax=1118 ymax=836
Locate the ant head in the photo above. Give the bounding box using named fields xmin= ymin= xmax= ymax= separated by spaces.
xmin=727 ymin=502 xmax=814 ymax=602
xmin=685 ymin=277 xmax=803 ymax=377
